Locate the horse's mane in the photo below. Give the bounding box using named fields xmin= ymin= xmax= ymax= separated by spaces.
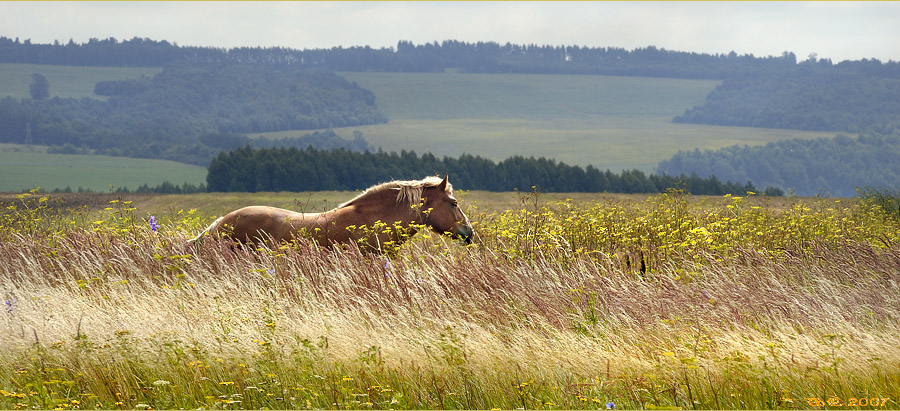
xmin=338 ymin=176 xmax=452 ymax=209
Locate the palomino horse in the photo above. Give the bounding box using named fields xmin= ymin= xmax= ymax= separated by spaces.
xmin=189 ymin=175 xmax=473 ymax=252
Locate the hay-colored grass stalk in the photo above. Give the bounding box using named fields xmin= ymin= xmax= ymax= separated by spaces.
xmin=1 ymin=191 xmax=898 ymax=409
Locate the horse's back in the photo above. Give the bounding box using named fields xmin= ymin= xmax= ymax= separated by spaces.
xmin=220 ymin=205 xmax=301 ymax=243
xmin=226 ymin=205 xmax=293 ymax=217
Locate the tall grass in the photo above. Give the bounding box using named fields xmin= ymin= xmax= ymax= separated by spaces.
xmin=1 ymin=190 xmax=899 ymax=409
xmin=858 ymin=186 xmax=900 ymax=221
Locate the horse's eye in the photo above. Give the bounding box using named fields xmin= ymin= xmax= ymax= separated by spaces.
xmin=450 ymin=201 xmax=458 ymax=207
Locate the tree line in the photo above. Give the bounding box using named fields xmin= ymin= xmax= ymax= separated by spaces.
xmin=0 ymin=62 xmax=383 ymax=165
xmin=656 ymin=134 xmax=900 ymax=197
xmin=45 ymin=181 xmax=207 ymax=195
xmin=4 ymin=36 xmax=898 ymax=80
xmin=206 ymin=145 xmax=772 ymax=196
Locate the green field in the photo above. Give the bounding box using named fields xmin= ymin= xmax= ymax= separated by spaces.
xmin=256 ymin=72 xmax=832 ymax=172
xmin=0 ymin=63 xmax=161 ymax=100
xmin=0 ymin=144 xmax=206 ymax=192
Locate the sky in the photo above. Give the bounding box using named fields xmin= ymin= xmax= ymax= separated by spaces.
xmin=2 ymin=1 xmax=899 ymax=63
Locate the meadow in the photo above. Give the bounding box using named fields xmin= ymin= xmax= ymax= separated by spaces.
xmin=1 ymin=189 xmax=898 ymax=410
xmin=0 ymin=144 xmax=206 ymax=193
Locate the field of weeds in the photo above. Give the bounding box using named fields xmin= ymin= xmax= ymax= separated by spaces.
xmin=1 ymin=189 xmax=899 ymax=410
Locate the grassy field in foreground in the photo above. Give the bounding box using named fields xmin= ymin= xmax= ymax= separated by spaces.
xmin=0 ymin=63 xmax=161 ymax=100
xmin=0 ymin=144 xmax=206 ymax=192
xmin=256 ymin=72 xmax=832 ymax=172
xmin=1 ymin=191 xmax=898 ymax=409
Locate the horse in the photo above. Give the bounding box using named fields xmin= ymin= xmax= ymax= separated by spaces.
xmin=188 ymin=175 xmax=473 ymax=253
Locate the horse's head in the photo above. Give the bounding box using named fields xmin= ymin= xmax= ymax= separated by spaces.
xmin=420 ymin=175 xmax=474 ymax=244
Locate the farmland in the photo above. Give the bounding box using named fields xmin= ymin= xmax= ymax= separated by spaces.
xmin=1 ymin=190 xmax=898 ymax=409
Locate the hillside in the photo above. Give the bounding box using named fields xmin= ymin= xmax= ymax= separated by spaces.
xmin=313 ymin=72 xmax=830 ymax=171
xmin=0 ymin=62 xmax=385 ymax=165
xmin=3 ymin=38 xmax=896 ymax=192
xmin=657 ymin=134 xmax=900 ymax=197
xmin=1 ymin=64 xmax=833 ymax=193
xmin=674 ymin=65 xmax=900 ymax=135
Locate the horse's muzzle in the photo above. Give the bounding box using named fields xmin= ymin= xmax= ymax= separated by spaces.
xmin=457 ymin=225 xmax=474 ymax=245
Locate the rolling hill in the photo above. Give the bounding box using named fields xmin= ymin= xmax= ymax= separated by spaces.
xmin=255 ymin=72 xmax=832 ymax=172
xmin=1 ymin=63 xmax=834 ymax=191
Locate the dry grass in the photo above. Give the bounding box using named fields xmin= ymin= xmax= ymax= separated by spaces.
xmin=1 ymin=191 xmax=899 ymax=409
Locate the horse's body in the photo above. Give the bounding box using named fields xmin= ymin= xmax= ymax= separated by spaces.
xmin=189 ymin=175 xmax=472 ymax=252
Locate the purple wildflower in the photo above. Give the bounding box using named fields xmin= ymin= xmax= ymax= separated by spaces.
xmin=148 ymin=215 xmax=159 ymax=232
xmin=606 ymin=402 xmax=616 ymax=410
xmin=4 ymin=296 xmax=15 ymax=314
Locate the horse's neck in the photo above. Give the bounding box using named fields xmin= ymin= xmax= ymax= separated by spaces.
xmin=327 ymin=192 xmax=419 ymax=229
xmin=290 ymin=193 xmax=421 ymax=249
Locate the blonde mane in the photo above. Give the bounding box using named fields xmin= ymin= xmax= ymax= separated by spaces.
xmin=338 ymin=176 xmax=452 ymax=209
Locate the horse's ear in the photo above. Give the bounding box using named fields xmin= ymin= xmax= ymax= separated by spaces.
xmin=437 ymin=174 xmax=448 ymax=192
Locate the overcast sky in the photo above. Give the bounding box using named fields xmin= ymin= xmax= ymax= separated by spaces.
xmin=2 ymin=1 xmax=898 ymax=63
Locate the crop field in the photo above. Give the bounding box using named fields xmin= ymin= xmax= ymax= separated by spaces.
xmin=0 ymin=144 xmax=206 ymax=193
xmin=2 ymin=189 xmax=898 ymax=410
xmin=0 ymin=63 xmax=161 ymax=100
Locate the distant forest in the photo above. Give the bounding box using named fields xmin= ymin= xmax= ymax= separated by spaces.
xmin=0 ymin=62 xmax=383 ymax=164
xmin=207 ymin=145 xmax=768 ymax=196
xmin=3 ymin=36 xmax=899 ymax=80
xmin=657 ymin=134 xmax=900 ymax=197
